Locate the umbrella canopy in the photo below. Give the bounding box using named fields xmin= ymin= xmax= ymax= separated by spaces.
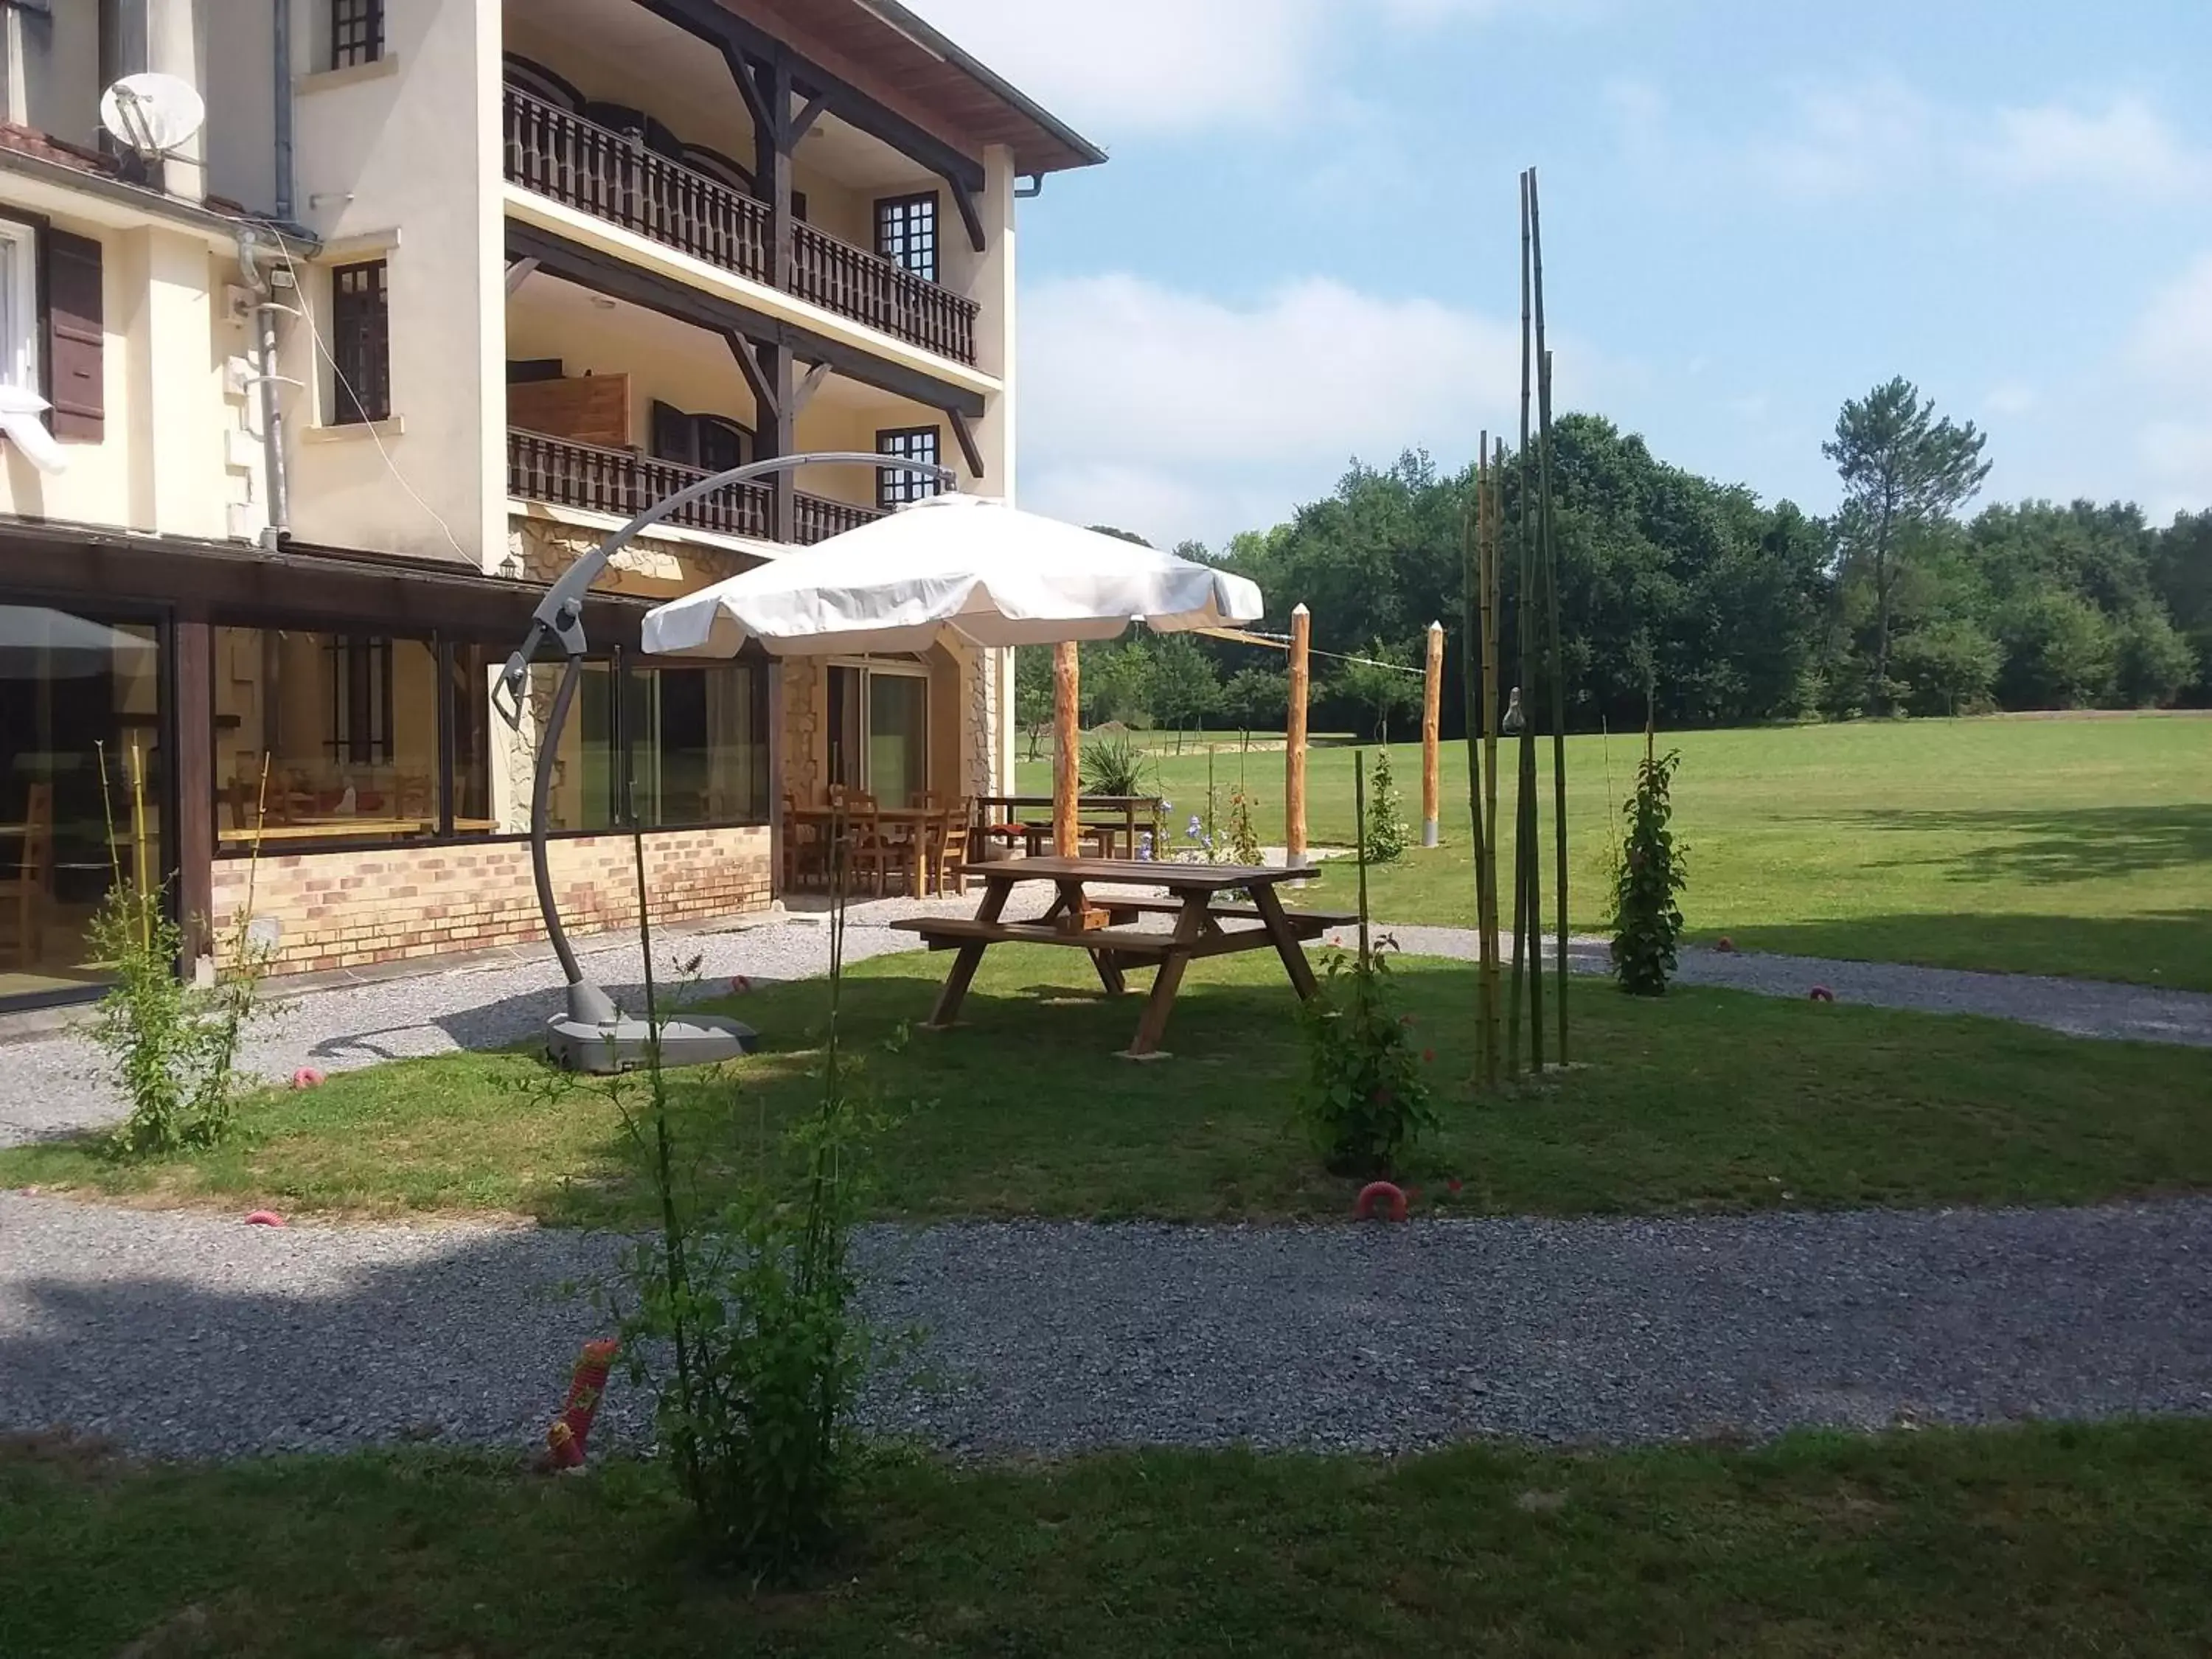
xmin=639 ymin=494 xmax=1264 ymax=658
xmin=0 ymin=605 xmax=154 ymax=677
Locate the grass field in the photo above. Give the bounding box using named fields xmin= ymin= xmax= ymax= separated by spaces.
xmin=10 ymin=1422 xmax=2212 ymax=1657
xmin=1018 ymin=714 xmax=2212 ymax=990
xmin=10 ymin=947 xmax=2206 ymax=1226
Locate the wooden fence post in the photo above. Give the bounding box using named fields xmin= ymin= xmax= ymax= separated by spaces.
xmin=1422 ymin=619 xmax=1444 ymax=849
xmin=1053 ymin=641 xmax=1080 ymax=856
xmin=1287 ymin=603 xmax=1310 ymax=868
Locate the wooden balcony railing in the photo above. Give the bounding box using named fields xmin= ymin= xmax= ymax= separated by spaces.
xmin=504 ymin=84 xmax=981 ymax=367
xmin=507 ymin=428 xmax=883 ymax=546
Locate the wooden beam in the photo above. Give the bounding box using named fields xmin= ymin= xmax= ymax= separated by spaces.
xmin=946 ymin=175 xmax=986 ymax=253
xmin=504 ymin=222 xmax=989 ymax=417
xmin=634 ymin=0 xmax=985 ymax=192
xmin=172 ymin=611 xmax=214 ymax=967
xmin=792 ymin=87 xmax=832 ymax=142
xmin=719 ymin=41 xmax=771 ymax=136
xmin=1287 ymin=603 xmax=1310 ymax=867
xmin=945 ymin=407 xmax=985 ymax=479
xmin=760 ymin=340 xmax=796 ymax=539
xmin=722 ymin=328 xmax=777 ymax=421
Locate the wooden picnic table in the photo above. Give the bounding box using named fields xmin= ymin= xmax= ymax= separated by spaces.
xmin=888 ymin=857 xmax=1354 ymax=1059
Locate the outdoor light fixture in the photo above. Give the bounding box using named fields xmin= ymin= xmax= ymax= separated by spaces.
xmin=494 ymin=451 xmax=958 ymax=1074
xmin=1502 ymin=686 xmax=1527 ymax=736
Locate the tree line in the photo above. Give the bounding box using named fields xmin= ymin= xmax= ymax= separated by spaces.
xmin=1020 ymin=378 xmax=2211 ymax=742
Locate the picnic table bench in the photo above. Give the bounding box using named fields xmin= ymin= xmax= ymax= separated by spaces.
xmin=889 ymin=857 xmax=1357 ymax=1058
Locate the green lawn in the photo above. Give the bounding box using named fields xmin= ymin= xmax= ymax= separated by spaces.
xmin=10 ymin=947 xmax=2207 ymax=1226
xmin=1021 ymin=714 xmax=2212 ymax=990
xmin=10 ymin=1422 xmax=2212 ymax=1657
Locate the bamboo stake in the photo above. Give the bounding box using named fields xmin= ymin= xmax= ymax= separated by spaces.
xmin=1530 ymin=168 xmax=1569 ymax=1065
xmin=1287 ymin=603 xmax=1311 ymax=868
xmin=1513 ymin=169 xmax=1545 ymax=1074
xmin=1481 ymin=441 xmax=1505 ymax=1083
xmin=1460 ymin=466 xmax=1494 ymax=1088
xmin=1421 ymin=620 xmax=1444 ymax=849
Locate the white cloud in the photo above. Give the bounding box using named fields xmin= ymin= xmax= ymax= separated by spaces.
xmin=1753 ymin=78 xmax=1935 ymax=200
xmin=903 ymin=0 xmax=1524 ymax=134
xmin=1983 ymin=382 xmax=2039 ymax=416
xmin=2129 ymin=252 xmax=2212 ymax=387
xmin=1018 ymin=274 xmax=1531 ymax=545
xmin=1975 ymin=97 xmax=2211 ymax=198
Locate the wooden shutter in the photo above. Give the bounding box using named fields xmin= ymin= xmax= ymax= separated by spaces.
xmin=649 ymin=399 xmax=697 ymax=465
xmin=44 ymin=230 xmax=105 ymax=440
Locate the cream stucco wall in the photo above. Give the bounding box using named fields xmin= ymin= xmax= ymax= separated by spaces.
xmin=0 ymin=195 xmax=260 ymax=542
xmin=280 ymin=0 xmax=505 ymax=569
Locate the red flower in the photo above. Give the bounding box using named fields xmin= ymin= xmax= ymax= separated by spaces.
xmin=1422 ymin=1048 xmax=1436 ymax=1064
xmin=1447 ymin=1178 xmax=1464 ymax=1194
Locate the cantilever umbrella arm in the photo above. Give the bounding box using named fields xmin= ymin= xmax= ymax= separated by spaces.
xmin=491 ymin=452 xmax=959 ymax=1046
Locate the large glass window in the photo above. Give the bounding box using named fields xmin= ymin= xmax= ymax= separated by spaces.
xmin=0 ymin=603 xmax=164 ymax=1004
xmin=544 ymin=657 xmax=768 ymax=832
xmin=214 ymin=626 xmax=440 ymax=849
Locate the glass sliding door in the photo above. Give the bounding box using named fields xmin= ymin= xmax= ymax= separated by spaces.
xmin=866 ymin=669 xmax=928 ymax=806
xmin=0 ymin=601 xmax=166 ymax=1005
xmin=824 ymin=661 xmax=930 ymax=807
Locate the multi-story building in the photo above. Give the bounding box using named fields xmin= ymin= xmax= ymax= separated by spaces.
xmin=0 ymin=0 xmax=1101 ymax=1007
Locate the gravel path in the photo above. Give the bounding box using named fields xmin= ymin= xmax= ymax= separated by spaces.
xmin=6 ymin=1193 xmax=2211 ymax=1459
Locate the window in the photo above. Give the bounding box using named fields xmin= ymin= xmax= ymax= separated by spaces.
xmin=214 ymin=627 xmax=442 ymax=847
xmin=330 ymin=260 xmax=390 ymax=425
xmin=876 ymin=426 xmax=941 ymax=510
xmin=874 ymin=192 xmax=939 ymax=283
xmin=650 ymin=400 xmax=754 ymax=473
xmin=330 ymin=0 xmax=385 ymax=69
xmin=552 ymin=657 xmax=770 ymax=832
xmin=827 ymin=661 xmax=929 ymax=807
xmin=0 ymin=220 xmax=35 ymax=399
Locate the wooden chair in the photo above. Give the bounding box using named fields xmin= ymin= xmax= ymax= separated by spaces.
xmin=0 ymin=783 xmax=54 ymax=969
xmin=782 ymin=792 xmax=827 ymax=891
xmin=927 ymin=801 xmax=973 ymax=896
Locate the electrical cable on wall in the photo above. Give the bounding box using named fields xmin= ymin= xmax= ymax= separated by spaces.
xmin=254 ymin=220 xmax=474 ymax=565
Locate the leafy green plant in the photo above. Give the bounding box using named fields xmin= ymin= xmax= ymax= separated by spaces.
xmin=602 ymin=821 xmax=883 ymax=1582
xmin=1079 ymin=728 xmax=1155 ymax=797
xmin=1298 ymin=942 xmax=1436 ymax=1177
xmin=1298 ymin=750 xmax=1436 ymax=1176
xmin=1363 ymin=747 xmax=1409 ymax=863
xmin=1224 ymin=784 xmax=1262 ymax=867
xmin=88 ymin=883 xmax=269 ymax=1157
xmin=1610 ymin=747 xmax=1688 ymax=996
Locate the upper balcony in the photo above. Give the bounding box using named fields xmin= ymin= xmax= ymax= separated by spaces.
xmin=501 ymin=69 xmax=981 ymax=369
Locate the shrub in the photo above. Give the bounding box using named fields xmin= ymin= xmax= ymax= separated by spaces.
xmin=90 ymin=883 xmax=271 ymax=1158
xmin=1298 ymin=940 xmax=1436 ymax=1177
xmin=1363 ymin=748 xmax=1409 ymax=863
xmin=1224 ymin=784 xmax=1262 ymax=866
xmin=605 ymin=839 xmax=882 ymax=1582
xmin=1610 ymin=747 xmax=1688 ymax=996
xmin=1078 ymin=728 xmax=1154 ymax=797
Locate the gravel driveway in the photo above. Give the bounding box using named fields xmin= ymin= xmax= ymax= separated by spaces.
xmin=6 ymin=1194 xmax=2210 ymax=1460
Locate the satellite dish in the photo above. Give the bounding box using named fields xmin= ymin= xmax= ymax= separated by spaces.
xmin=100 ymin=73 xmax=206 ymax=160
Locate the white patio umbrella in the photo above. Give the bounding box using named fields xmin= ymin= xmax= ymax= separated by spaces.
xmin=639 ymin=492 xmax=1265 ymax=861
xmin=639 ymin=493 xmax=1262 ymax=657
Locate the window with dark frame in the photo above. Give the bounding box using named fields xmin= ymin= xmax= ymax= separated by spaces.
xmin=876 ymin=426 xmax=941 ymax=510
xmin=327 ymin=636 xmax=393 ymax=765
xmin=874 ymin=192 xmax=939 ymax=283
xmin=330 ymin=0 xmax=385 ymax=69
xmin=330 ymin=259 xmax=391 ymax=425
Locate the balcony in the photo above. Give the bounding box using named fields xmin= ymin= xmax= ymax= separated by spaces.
xmin=503 ymin=84 xmax=981 ymax=367
xmin=508 ymin=429 xmax=883 ymax=546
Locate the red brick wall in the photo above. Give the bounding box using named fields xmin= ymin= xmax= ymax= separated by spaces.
xmin=209 ymin=827 xmax=772 ymax=977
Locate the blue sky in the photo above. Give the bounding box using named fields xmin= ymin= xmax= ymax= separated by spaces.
xmin=908 ymin=0 xmax=2212 ymax=550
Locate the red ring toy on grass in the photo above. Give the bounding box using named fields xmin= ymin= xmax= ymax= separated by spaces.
xmin=245 ymin=1210 xmax=286 ymax=1228
xmin=291 ymin=1067 xmax=325 ymax=1090
xmin=1354 ymin=1181 xmax=1409 ymax=1222
xmin=1809 ymin=986 xmax=1835 ymax=1004
xmin=1717 ymin=936 xmax=1736 ymax=953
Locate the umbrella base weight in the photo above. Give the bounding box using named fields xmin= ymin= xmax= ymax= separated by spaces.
xmin=546 ymin=1015 xmax=758 ymax=1074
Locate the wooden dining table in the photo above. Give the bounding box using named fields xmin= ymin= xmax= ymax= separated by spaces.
xmin=889 ymin=857 xmax=1356 ymax=1059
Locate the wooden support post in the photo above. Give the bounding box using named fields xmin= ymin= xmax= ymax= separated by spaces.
xmin=172 ymin=611 xmax=214 ymax=970
xmin=1052 ymin=641 xmax=1080 ymax=857
xmin=1287 ymin=603 xmax=1310 ymax=869
xmin=1422 ymin=619 xmax=1444 ymax=849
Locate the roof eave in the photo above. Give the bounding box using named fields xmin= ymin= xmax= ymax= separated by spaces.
xmin=851 ymin=0 xmax=1108 ymax=173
